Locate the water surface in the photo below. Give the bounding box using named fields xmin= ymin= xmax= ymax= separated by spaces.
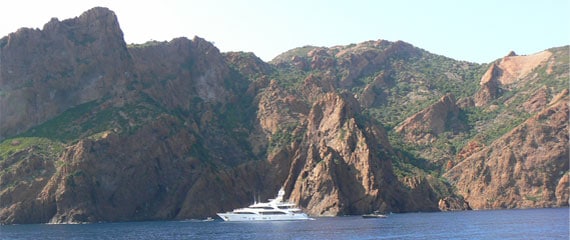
xmin=0 ymin=208 xmax=567 ymax=239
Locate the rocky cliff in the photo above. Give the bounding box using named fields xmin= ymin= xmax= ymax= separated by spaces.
xmin=0 ymin=7 xmax=132 ymax=139
xmin=284 ymin=92 xmax=449 ymax=215
xmin=285 ymin=92 xmax=400 ymax=215
xmin=395 ymin=94 xmax=465 ymax=144
xmin=0 ymin=7 xmax=567 ymax=224
xmin=445 ymin=90 xmax=569 ymax=208
xmin=474 ymin=50 xmax=553 ymax=107
xmin=443 ymin=47 xmax=569 ymax=208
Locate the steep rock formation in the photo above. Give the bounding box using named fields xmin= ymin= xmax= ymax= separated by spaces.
xmin=224 ymin=52 xmax=273 ymax=78
xmin=48 ymin=116 xmax=201 ymax=223
xmin=271 ymin=40 xmax=419 ymax=93
xmin=474 ymin=50 xmax=553 ymax=106
xmin=334 ymin=40 xmax=417 ymax=88
xmin=0 ymin=7 xmax=566 ymax=224
xmin=395 ymin=94 xmax=465 ymax=143
xmin=0 ymin=8 xmax=262 ymax=224
xmin=0 ymin=141 xmax=61 ymax=224
xmin=307 ymin=48 xmax=336 ymax=70
xmin=0 ymin=7 xmax=132 ymax=139
xmin=555 ymin=173 xmax=569 ymax=206
xmin=283 ymin=92 xmax=447 ymax=215
xmin=474 ymin=63 xmax=502 ymax=107
xmin=495 ymin=51 xmax=552 ymax=85
xmin=359 ymin=71 xmax=391 ymax=108
xmin=438 ymin=196 xmax=471 ymax=211
xmin=129 ymin=37 xmax=232 ymax=110
xmin=445 ymin=90 xmax=569 ymax=209
xmin=129 ymin=38 xmax=255 ymax=168
xmin=0 ymin=115 xmax=279 ymax=224
xmin=251 ymin=79 xmax=309 ymax=157
xmin=256 ymin=80 xmax=309 ymax=135
xmin=286 ymin=92 xmax=400 ymax=215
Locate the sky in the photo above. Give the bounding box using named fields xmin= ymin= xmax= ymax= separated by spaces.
xmin=0 ymin=0 xmax=568 ymax=63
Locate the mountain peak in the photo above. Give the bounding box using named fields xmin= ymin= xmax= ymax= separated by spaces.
xmin=506 ymin=50 xmax=517 ymax=57
xmin=42 ymin=7 xmax=119 ymax=30
xmin=76 ymin=7 xmax=118 ymax=24
xmin=0 ymin=6 xmax=131 ymax=139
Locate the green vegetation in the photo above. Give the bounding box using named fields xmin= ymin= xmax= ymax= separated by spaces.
xmin=267 ymin=40 xmax=560 ymax=178
xmin=270 ymin=45 xmax=317 ymax=63
xmin=19 ymin=95 xmax=166 ymax=143
xmin=368 ymin=53 xmax=486 ymax=128
xmin=20 ymin=100 xmax=100 ymax=141
xmin=0 ymin=137 xmax=64 ymax=161
xmin=0 ymin=137 xmax=63 ymax=190
xmin=272 ymin=66 xmax=310 ymax=90
xmin=524 ymin=194 xmax=542 ymax=202
xmin=268 ymin=123 xmax=300 ymax=152
xmin=387 ymin=130 xmax=440 ymax=178
xmin=2 ymin=38 xmax=565 ymax=204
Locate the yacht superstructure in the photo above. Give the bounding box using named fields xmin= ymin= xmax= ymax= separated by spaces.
xmin=217 ymin=188 xmax=311 ymax=221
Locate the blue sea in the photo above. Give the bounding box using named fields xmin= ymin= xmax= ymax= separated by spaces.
xmin=0 ymin=208 xmax=568 ymax=239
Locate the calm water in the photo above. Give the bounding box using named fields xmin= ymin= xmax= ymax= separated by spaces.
xmin=0 ymin=208 xmax=568 ymax=239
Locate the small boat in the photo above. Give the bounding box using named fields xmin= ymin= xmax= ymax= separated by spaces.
xmin=362 ymin=211 xmax=388 ymax=218
xmin=203 ymin=217 xmax=214 ymax=222
xmin=217 ymin=187 xmax=312 ymax=221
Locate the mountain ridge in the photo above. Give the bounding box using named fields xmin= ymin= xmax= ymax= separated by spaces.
xmin=0 ymin=7 xmax=567 ymax=224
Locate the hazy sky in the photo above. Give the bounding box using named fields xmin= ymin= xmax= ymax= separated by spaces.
xmin=0 ymin=0 xmax=568 ymax=63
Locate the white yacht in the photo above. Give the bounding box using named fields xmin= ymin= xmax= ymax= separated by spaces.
xmin=217 ymin=187 xmax=312 ymax=221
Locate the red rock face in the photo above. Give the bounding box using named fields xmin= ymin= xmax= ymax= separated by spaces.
xmin=0 ymin=7 xmax=132 ymax=139
xmin=129 ymin=37 xmax=232 ymax=110
xmin=522 ymin=87 xmax=549 ymax=114
xmin=395 ymin=94 xmax=464 ymax=144
xmin=0 ymin=7 xmax=566 ymax=224
xmin=474 ymin=51 xmax=553 ymax=107
xmin=283 ymin=92 xmax=447 ymax=215
xmin=0 ymin=147 xmax=59 ymax=224
xmin=474 ymin=63 xmax=502 ymax=107
xmin=0 ymin=7 xmax=260 ymax=224
xmin=445 ymin=92 xmax=569 ymax=209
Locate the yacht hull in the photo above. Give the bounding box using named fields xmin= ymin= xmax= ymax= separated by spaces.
xmin=216 ymin=187 xmax=312 ymax=222
xmin=217 ymin=213 xmax=311 ymax=222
